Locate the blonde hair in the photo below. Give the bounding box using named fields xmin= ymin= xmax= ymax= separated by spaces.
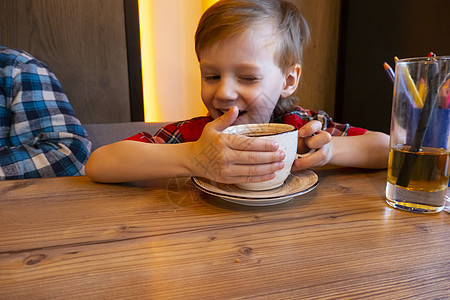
xmin=195 ymin=0 xmax=310 ymax=112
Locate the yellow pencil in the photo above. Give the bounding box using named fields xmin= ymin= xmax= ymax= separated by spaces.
xmin=394 ymin=56 xmax=423 ymax=107
xmin=418 ymin=78 xmax=426 ymax=101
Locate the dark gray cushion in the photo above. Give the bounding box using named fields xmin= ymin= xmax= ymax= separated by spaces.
xmin=84 ymin=122 xmax=170 ymax=151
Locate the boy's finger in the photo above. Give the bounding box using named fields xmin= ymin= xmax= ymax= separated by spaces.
xmin=298 ymin=121 xmax=322 ymax=137
xmin=304 ymin=131 xmax=331 ymax=149
xmin=223 ymin=134 xmax=279 ymax=152
xmin=209 ymin=106 xmax=238 ymax=132
xmin=292 ymin=146 xmax=330 ymax=171
xmin=229 ymin=149 xmax=286 ymax=164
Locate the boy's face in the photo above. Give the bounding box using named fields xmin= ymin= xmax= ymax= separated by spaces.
xmin=199 ymin=24 xmax=289 ymax=125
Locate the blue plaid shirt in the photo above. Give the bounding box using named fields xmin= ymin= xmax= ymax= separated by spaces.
xmin=0 ymin=46 xmax=91 ymax=179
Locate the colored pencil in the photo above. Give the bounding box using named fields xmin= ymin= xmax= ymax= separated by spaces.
xmin=394 ymin=56 xmax=423 ymax=107
xmin=383 ymin=62 xmax=395 ymax=83
xmin=396 ymin=60 xmax=439 ymax=187
xmin=418 ymin=78 xmax=426 ymax=101
xmin=441 ymin=78 xmax=450 ymax=108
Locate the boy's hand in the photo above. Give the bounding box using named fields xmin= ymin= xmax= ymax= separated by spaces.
xmin=292 ymin=120 xmax=332 ymax=171
xmin=188 ymin=106 xmax=285 ymax=184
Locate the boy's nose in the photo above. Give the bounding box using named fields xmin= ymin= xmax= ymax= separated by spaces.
xmin=216 ymin=78 xmax=238 ymax=101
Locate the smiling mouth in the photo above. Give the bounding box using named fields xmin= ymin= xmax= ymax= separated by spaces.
xmin=219 ymin=109 xmax=247 ymax=117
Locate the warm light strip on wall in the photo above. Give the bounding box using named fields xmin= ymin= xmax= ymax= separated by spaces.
xmin=138 ymin=0 xmax=218 ymax=122
xmin=202 ymin=0 xmax=218 ymax=11
xmin=138 ymin=0 xmax=161 ymax=122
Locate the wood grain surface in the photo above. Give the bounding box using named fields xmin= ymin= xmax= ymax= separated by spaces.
xmin=0 ymin=168 xmax=449 ymax=299
xmin=294 ymin=0 xmax=341 ymax=115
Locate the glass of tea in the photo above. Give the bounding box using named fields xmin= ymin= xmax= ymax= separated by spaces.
xmin=386 ymin=56 xmax=450 ymax=213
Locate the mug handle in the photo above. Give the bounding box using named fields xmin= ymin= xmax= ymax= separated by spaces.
xmin=296 ymin=148 xmax=316 ymax=158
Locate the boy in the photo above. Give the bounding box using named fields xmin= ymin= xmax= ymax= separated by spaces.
xmin=86 ymin=0 xmax=389 ymax=183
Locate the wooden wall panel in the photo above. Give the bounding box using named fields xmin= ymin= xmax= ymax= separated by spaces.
xmin=0 ymin=0 xmax=130 ymax=124
xmin=292 ymin=0 xmax=341 ymax=116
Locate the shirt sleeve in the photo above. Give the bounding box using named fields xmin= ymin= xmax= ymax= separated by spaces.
xmin=0 ymin=50 xmax=92 ymax=180
xmin=283 ymin=107 xmax=367 ymax=136
xmin=124 ymin=116 xmax=213 ymax=144
xmin=124 ymin=132 xmax=166 ymax=144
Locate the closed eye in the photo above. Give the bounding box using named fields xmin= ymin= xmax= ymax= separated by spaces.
xmin=239 ymin=76 xmax=259 ymax=84
xmin=203 ymin=75 xmax=220 ymax=82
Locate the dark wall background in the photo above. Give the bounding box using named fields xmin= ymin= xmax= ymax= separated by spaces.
xmin=335 ymin=0 xmax=450 ymax=133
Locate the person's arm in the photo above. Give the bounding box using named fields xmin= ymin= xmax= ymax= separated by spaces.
xmin=85 ymin=107 xmax=285 ymax=183
xmin=0 ymin=49 xmax=91 ymax=179
xmin=292 ymin=120 xmax=390 ymax=170
xmin=328 ymin=131 xmax=390 ymax=168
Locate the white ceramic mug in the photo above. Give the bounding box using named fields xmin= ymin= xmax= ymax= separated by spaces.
xmin=223 ymin=123 xmax=298 ymax=191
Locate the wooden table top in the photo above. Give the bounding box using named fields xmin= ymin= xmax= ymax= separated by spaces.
xmin=0 ymin=168 xmax=449 ymax=299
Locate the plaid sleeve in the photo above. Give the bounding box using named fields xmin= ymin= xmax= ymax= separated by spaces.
xmin=0 ymin=48 xmax=91 ymax=180
xmin=283 ymin=106 xmax=367 ymax=136
xmin=124 ymin=116 xmax=213 ymax=144
xmin=124 ymin=132 xmax=166 ymax=143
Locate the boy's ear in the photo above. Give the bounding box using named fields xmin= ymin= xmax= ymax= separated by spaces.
xmin=281 ymin=64 xmax=301 ymax=98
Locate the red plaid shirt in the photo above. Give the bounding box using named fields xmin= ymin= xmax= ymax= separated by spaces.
xmin=125 ymin=107 xmax=367 ymax=144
